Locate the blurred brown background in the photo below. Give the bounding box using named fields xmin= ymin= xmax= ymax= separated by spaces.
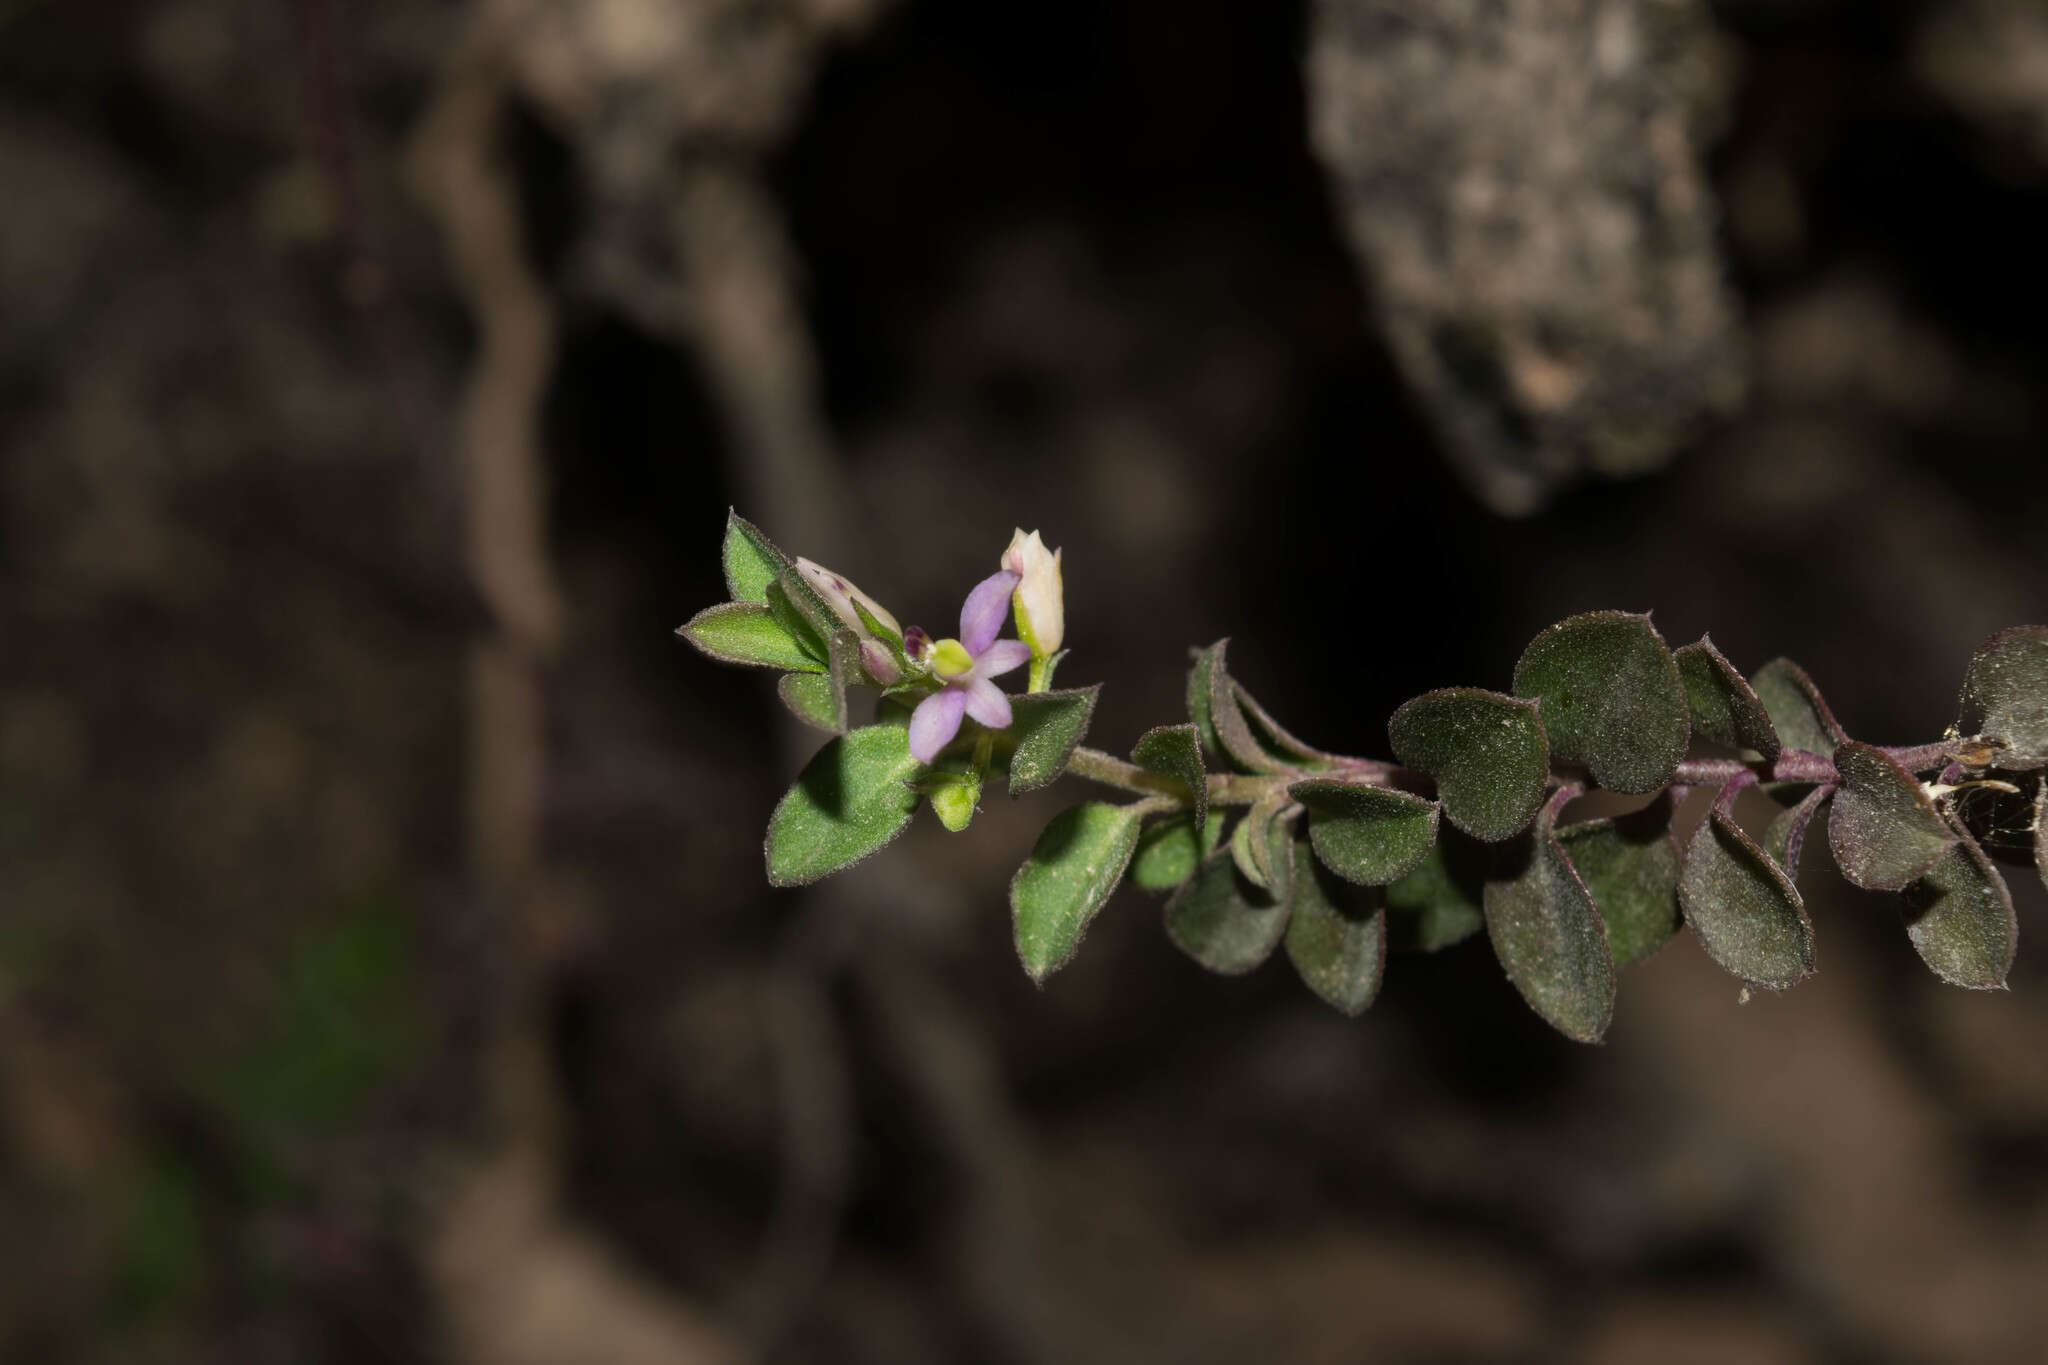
xmin=3 ymin=1 xmax=2047 ymax=1362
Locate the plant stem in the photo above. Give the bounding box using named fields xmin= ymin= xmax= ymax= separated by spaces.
xmin=1062 ymin=745 xmax=1277 ymax=806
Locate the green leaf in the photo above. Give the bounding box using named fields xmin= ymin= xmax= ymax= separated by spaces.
xmin=1233 ymin=682 xmax=1338 ymax=771
xmin=1955 ymin=626 xmax=2048 ymax=770
xmin=779 ymin=629 xmax=866 ymax=733
xmin=1038 ymin=648 xmax=1069 ymax=691
xmin=1679 ymin=782 xmax=1814 ymax=988
xmin=722 ymin=510 xmax=790 ymax=605
xmin=1482 ymin=787 xmax=1615 ymax=1043
xmin=1164 ymin=846 xmax=1292 ymax=976
xmin=1675 ymin=636 xmax=1781 ymax=760
xmin=1229 ymin=790 xmax=1298 ymax=896
xmin=1751 ymin=658 xmax=1845 ymax=756
xmin=678 ymin=602 xmax=825 ymax=673
xmin=1006 ymin=686 xmax=1102 ymax=795
xmin=778 ymin=672 xmax=843 ymax=732
xmin=1512 ymin=611 xmax=1689 ymax=795
xmin=1385 ymin=832 xmax=1487 ymax=951
xmin=1205 ymin=641 xmax=1290 ymax=774
xmin=1763 ymin=785 xmax=1831 ymax=880
xmin=1829 ymin=742 xmax=1955 ymax=891
xmin=767 ymin=568 xmax=839 ymax=663
xmin=766 ymin=724 xmax=924 ymax=886
xmin=1011 ymin=803 xmax=1143 ymax=982
xmin=1292 ymin=778 xmax=1439 ymax=886
xmin=1387 ymin=688 xmax=1548 ymax=841
xmin=1132 ymin=723 xmax=1207 ymax=830
xmin=1186 ymin=642 xmax=1228 ymax=763
xmin=1284 ymin=841 xmax=1386 ymax=1016
xmin=1901 ymin=817 xmax=2016 ymax=990
xmin=1557 ymin=795 xmax=1680 ymax=968
xmin=1131 ymin=812 xmax=1225 ymax=891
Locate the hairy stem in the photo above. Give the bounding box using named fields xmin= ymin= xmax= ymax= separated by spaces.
xmin=1063 ymin=745 xmax=1278 ymax=806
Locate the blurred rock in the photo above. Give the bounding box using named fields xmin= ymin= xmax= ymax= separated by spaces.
xmin=1308 ymin=0 xmax=1745 ymax=513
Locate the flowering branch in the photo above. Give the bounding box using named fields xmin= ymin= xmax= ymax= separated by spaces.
xmin=679 ymin=512 xmax=2048 ymax=1042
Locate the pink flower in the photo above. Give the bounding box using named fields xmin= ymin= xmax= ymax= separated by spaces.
xmin=907 ymin=570 xmax=1033 ymax=763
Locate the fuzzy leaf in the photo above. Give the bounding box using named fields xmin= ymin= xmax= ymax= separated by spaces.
xmin=1763 ymin=785 xmax=1831 ymax=880
xmin=1955 ymin=626 xmax=2048 ymax=770
xmin=1164 ymin=846 xmax=1291 ymax=975
xmin=722 ymin=510 xmax=790 ymax=605
xmin=1205 ymin=641 xmax=1290 ymax=775
xmin=1830 ymin=742 xmax=1955 ymax=891
xmin=1010 ymin=803 xmax=1143 ymax=982
xmin=1482 ymin=787 xmax=1615 ymax=1043
xmin=1292 ymin=779 xmax=1439 ymax=886
xmin=1132 ymin=723 xmax=1207 ymax=830
xmin=1901 ymin=818 xmax=2016 ymax=990
xmin=1676 ymin=637 xmax=1781 ymax=760
xmin=1229 ymin=791 xmax=1297 ymax=895
xmin=778 ymin=672 xmax=843 ymax=732
xmin=2035 ymin=781 xmax=2046 ymax=895
xmin=1558 ymin=795 xmax=1681 ymax=968
xmin=1234 ymin=682 xmax=1338 ymax=772
xmin=1006 ymin=686 xmax=1102 ymax=796
xmin=1131 ymin=812 xmax=1225 ymax=891
xmin=679 ymin=602 xmax=825 ymax=673
xmin=1751 ymin=658 xmax=1845 ymax=757
xmin=1679 ymin=783 xmax=1814 ymax=988
xmin=1284 ymin=841 xmax=1386 ymax=1016
xmin=1384 ymin=832 xmax=1487 ymax=951
xmin=766 ymin=725 xmax=924 ymax=886
xmin=1512 ymin=611 xmax=1689 ymax=795
xmin=767 ymin=568 xmax=838 ymax=663
xmin=1011 ymin=802 xmax=1155 ymax=982
xmin=1387 ymin=688 xmax=1548 ymax=841
xmin=1186 ymin=642 xmax=1228 ymax=764
xmin=777 ymin=629 xmax=865 ymax=733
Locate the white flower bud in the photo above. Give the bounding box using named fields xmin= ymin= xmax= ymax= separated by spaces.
xmin=1001 ymin=529 xmax=1064 ymax=657
xmin=794 ymin=557 xmax=903 ymax=641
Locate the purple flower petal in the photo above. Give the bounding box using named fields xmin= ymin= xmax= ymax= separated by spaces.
xmin=908 ymin=687 xmax=968 ymax=764
xmin=962 ymin=677 xmax=1013 ymax=730
xmin=974 ymin=639 xmax=1032 ymax=679
xmin=958 ymin=570 xmax=1020 ymax=656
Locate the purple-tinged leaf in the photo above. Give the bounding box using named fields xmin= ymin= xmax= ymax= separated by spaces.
xmin=1482 ymin=785 xmax=1615 ymax=1043
xmin=1679 ymin=777 xmax=1814 ymax=989
xmin=1284 ymin=841 xmax=1386 ymax=1016
xmin=1750 ymin=658 xmax=1845 ymax=757
xmin=1900 ymin=814 xmax=2015 ymax=989
xmin=1233 ymin=681 xmax=1338 ymax=771
xmin=1292 ymin=778 xmax=1439 ymax=886
xmin=1205 ymin=641 xmax=1290 ymax=775
xmin=1385 ymin=831 xmax=1487 ymax=952
xmin=1165 ymin=845 xmax=1292 ymax=976
xmin=1388 ymin=687 xmax=1548 ymax=842
xmin=1954 ymin=625 xmax=2048 ymax=771
xmin=1512 ymin=611 xmax=1689 ymax=795
xmin=1558 ymin=795 xmax=1680 ymax=968
xmin=1676 ymin=636 xmax=1780 ymax=760
xmin=1829 ymin=742 xmax=1955 ymax=891
xmin=1763 ymin=784 xmax=1832 ymax=881
xmin=1230 ymin=790 xmax=1298 ymax=896
xmin=1186 ymin=642 xmax=1229 ymax=763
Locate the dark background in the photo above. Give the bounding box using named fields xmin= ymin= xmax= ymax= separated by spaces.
xmin=3 ymin=0 xmax=2046 ymax=1361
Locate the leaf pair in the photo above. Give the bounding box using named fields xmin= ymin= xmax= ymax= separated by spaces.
xmin=1187 ymin=640 xmax=1336 ymax=776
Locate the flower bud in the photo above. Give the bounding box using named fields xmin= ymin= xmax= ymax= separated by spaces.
xmin=794 ymin=557 xmax=902 ymax=641
xmin=858 ymin=638 xmax=902 ymax=686
xmin=1001 ymin=529 xmax=1064 ymax=657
